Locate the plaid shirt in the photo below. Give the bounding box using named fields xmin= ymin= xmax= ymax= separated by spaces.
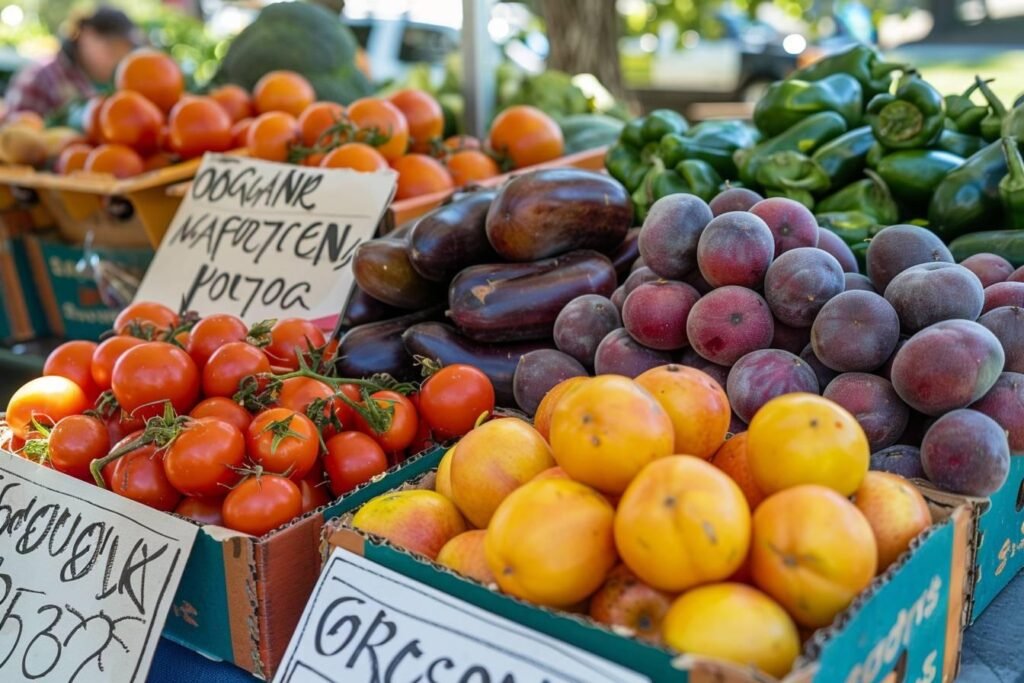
xmin=5 ymin=51 xmax=96 ymax=117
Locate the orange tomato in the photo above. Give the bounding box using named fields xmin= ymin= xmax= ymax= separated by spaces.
xmin=209 ymin=84 xmax=253 ymax=123
xmin=143 ymin=152 xmax=175 ymax=172
xmin=319 ymin=142 xmax=389 ymax=172
xmin=115 ymin=48 xmax=184 ymax=113
xmin=168 ymin=96 xmax=233 ymax=159
xmin=247 ymin=111 xmax=299 ymax=162
xmin=55 ymin=143 xmax=92 ymax=174
xmin=99 ymin=90 xmax=164 ymax=153
xmin=634 ymin=364 xmax=731 ymax=460
xmin=488 ymin=105 xmax=563 ymax=168
xmin=443 ymin=134 xmax=481 ymax=152
xmin=392 ymin=153 xmax=453 ymax=200
xmin=84 ymin=144 xmax=144 ymax=178
xmin=297 ymin=101 xmax=344 ymax=147
xmin=346 ymin=97 xmax=409 ymax=161
xmin=82 ymin=96 xmax=106 ymax=143
xmin=253 ymin=70 xmax=315 ymax=117
xmin=446 ymin=149 xmax=500 ymax=186
xmin=388 ymin=89 xmax=443 ymax=153
xmin=231 ymin=117 xmax=253 ymax=148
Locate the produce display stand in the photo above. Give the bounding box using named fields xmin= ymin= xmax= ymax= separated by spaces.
xmin=323 ymin=452 xmax=972 ymax=682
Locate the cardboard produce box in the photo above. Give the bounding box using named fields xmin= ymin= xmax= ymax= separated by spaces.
xmin=324 ymin=451 xmax=972 ymax=683
xmin=0 ymin=214 xmax=50 ymax=341
xmin=162 ymin=446 xmax=444 ymax=679
xmin=23 ymin=233 xmax=154 ymax=340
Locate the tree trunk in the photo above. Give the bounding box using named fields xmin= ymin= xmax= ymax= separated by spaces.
xmin=540 ymin=0 xmax=628 ymax=101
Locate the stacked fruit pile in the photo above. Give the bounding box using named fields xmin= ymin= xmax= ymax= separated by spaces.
xmin=351 ymin=369 xmax=937 ymax=676
xmin=2 ymin=301 xmax=500 ymax=536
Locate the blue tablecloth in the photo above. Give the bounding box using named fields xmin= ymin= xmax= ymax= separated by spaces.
xmin=149 ymin=640 xmax=256 ymax=683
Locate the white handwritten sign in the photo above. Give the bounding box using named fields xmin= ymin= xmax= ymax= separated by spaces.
xmin=135 ymin=154 xmax=396 ymax=324
xmin=0 ymin=451 xmax=198 ymax=682
xmin=274 ymin=549 xmax=649 ymax=683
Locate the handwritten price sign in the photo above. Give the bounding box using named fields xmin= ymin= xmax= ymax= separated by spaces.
xmin=135 ymin=154 xmax=396 ymax=324
xmin=0 ymin=451 xmax=197 ymax=682
xmin=274 ymin=550 xmax=648 ymax=683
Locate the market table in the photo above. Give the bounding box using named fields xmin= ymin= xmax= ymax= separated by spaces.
xmin=145 ymin=575 xmax=1024 ymax=683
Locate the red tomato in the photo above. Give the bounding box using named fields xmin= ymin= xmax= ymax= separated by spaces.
xmin=189 ymin=397 xmax=253 ymax=433
xmin=323 ymin=431 xmax=388 ymax=497
xmin=222 ymin=475 xmax=302 ymax=536
xmin=99 ymin=90 xmax=164 ymax=154
xmin=408 ymin=414 xmax=434 ymax=457
xmin=418 ymin=364 xmax=495 ymax=439
xmin=202 ymin=341 xmax=271 ymax=398
xmin=105 ymin=432 xmax=182 ymax=511
xmin=298 ymin=470 xmax=331 ymax=513
xmin=91 ymin=336 xmax=145 ymax=392
xmin=276 ymin=377 xmax=333 ymax=415
xmin=187 ymin=313 xmax=248 ymax=367
xmin=44 ymin=340 xmax=100 ymax=401
xmin=175 ymin=496 xmax=225 ymax=526
xmin=333 ymin=383 xmax=362 ymax=430
xmin=5 ymin=376 xmax=90 ymax=440
xmin=264 ymin=318 xmax=326 ymax=370
xmin=163 ymin=418 xmax=245 ymax=497
xmin=111 ymin=342 xmax=200 ymax=420
xmin=353 ymin=390 xmax=418 ymax=453
xmin=246 ymin=408 xmax=320 ymax=481
xmin=103 ymin=410 xmax=146 ymax=445
xmin=48 ymin=414 xmax=109 ymax=481
xmin=114 ymin=301 xmax=179 ymax=338
xmin=209 ymin=84 xmax=253 ymax=123
xmin=168 ymin=95 xmax=234 ymax=159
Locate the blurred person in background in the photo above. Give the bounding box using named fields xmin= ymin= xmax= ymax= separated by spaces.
xmin=4 ymin=7 xmax=139 ymax=118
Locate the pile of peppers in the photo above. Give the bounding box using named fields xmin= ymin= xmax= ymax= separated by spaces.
xmin=605 ymin=42 xmax=1024 ymax=254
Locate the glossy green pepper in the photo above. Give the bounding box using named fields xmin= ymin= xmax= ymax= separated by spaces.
xmin=641 ymin=109 xmax=689 ymax=141
xmin=753 ymin=151 xmax=830 ymax=202
xmin=875 ymin=149 xmax=964 ymax=208
xmin=735 ymin=111 xmax=848 ymax=187
xmin=975 ymin=77 xmax=1008 ymax=142
xmin=687 ymin=119 xmax=761 ymax=148
xmin=658 ymin=120 xmax=760 ymax=179
xmin=816 ymin=212 xmax=880 ymax=245
xmin=676 ymin=159 xmax=723 ymax=201
xmin=605 ymin=144 xmax=648 ymax=192
xmin=811 ymin=126 xmax=876 ymax=188
xmin=817 ymin=170 xmax=899 ymax=224
xmin=753 ymin=74 xmax=863 ymax=137
xmin=1003 ymin=102 xmax=1024 ymax=140
xmin=928 ymin=140 xmax=1009 ymax=240
xmin=944 ymin=81 xmax=989 ymax=135
xmin=766 ymin=187 xmax=817 ymax=209
xmin=865 ymin=73 xmax=946 ymax=149
xmin=1000 ymin=136 xmax=1024 ymax=229
xmin=630 ymin=157 xmax=722 ymax=219
xmin=866 ymin=141 xmax=886 ymax=169
xmin=933 ymin=129 xmax=986 ymax=158
xmin=789 ymin=43 xmax=906 ymax=102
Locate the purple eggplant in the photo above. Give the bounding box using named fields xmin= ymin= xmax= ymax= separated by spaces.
xmin=402 ymin=322 xmax=553 ymax=406
xmin=339 ymin=286 xmax=403 ymax=330
xmin=353 ymin=237 xmax=445 ymax=309
xmin=408 ymin=191 xmax=498 ymax=282
xmin=448 ymin=249 xmax=617 ymax=342
xmin=335 ymin=307 xmax=442 ymax=381
xmin=485 ymin=169 xmax=633 ymax=261
xmin=609 ymin=227 xmax=641 ymax=283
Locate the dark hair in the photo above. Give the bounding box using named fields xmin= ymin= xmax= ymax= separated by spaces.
xmin=62 ymin=7 xmax=139 ymax=64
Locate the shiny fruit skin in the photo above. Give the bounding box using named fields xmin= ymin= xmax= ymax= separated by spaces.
xmin=446 ymin=149 xmax=500 ymax=186
xmin=635 ymin=364 xmax=731 ymax=460
xmin=751 ymin=484 xmax=878 ymax=628
xmin=189 ymin=396 xmax=252 ymax=434
xmin=110 ymin=342 xmax=200 ymax=421
xmin=202 ymin=341 xmax=272 ymax=398
xmin=661 ymin=583 xmax=800 ymax=678
xmin=48 ymin=414 xmax=109 ymax=481
xmin=485 ymin=478 xmax=617 ymax=608
xmin=487 ymin=105 xmax=563 ymax=168
xmin=320 ymin=142 xmax=389 ymax=172
xmin=388 ymin=89 xmax=443 ymax=152
xmin=347 ymin=97 xmax=410 ymax=161
xmin=436 ymin=530 xmax=495 ymax=584
xmin=163 ymin=418 xmax=245 ymax=497
xmin=90 ymin=335 xmax=145 ymax=391
xmin=6 ymin=376 xmax=90 ymax=440
xmin=99 ymin=90 xmax=164 ymax=153
xmin=549 ymin=376 xmax=674 ymax=494
xmin=747 ymin=393 xmax=869 ymax=496
xmin=532 ymin=375 xmax=587 ymax=441
xmin=84 ymin=143 xmax=144 ymax=178
xmin=55 ymin=143 xmax=92 ymax=174
xmin=710 ymin=432 xmax=766 ymax=509
xmin=393 ymin=153 xmax=454 ymax=200
xmin=298 ymin=101 xmax=344 ymax=147
xmin=168 ymin=96 xmax=234 ymax=159
xmin=614 ymin=456 xmax=751 ymax=592
xmin=854 ymin=471 xmax=932 ymax=570
xmin=222 ymin=475 xmax=303 ymax=536
xmin=114 ymin=301 xmax=179 ymax=337
xmin=210 ymin=84 xmax=253 ymax=123
xmin=434 ymin=446 xmax=455 ymax=500
xmin=115 ymin=48 xmax=184 ymax=112
xmin=186 ymin=313 xmax=248 ymax=368
xmin=253 ymin=70 xmax=316 ymax=117
xmin=247 ymin=111 xmax=299 ymax=162
xmin=588 ymin=565 xmax=674 ymax=644
xmin=352 ymin=489 xmax=466 ymax=560
xmin=323 ymin=431 xmax=389 ymax=496
xmin=44 ymin=340 xmax=99 ymax=401
xmin=106 ymin=434 xmax=182 ymax=512
xmin=418 ymin=364 xmax=495 ymax=439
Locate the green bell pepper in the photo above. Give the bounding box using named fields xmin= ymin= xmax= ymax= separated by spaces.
xmin=735 ymin=111 xmax=848 ymax=187
xmin=933 ymin=129 xmax=987 ymax=158
xmin=605 ymin=143 xmax=648 ymax=192
xmin=928 ymin=140 xmax=1009 ymax=240
xmin=658 ymin=120 xmax=761 ymax=179
xmin=866 ymin=142 xmax=886 ymax=169
xmin=1003 ymin=101 xmax=1024 ymax=140
xmin=875 ymin=149 xmax=964 ymax=208
xmin=687 ymin=119 xmax=761 ymax=148
xmin=811 ymin=126 xmax=876 ymax=188
xmin=630 ymin=157 xmax=722 ymax=220
xmin=766 ymin=187 xmax=817 ymax=209
xmin=790 ymin=43 xmax=906 ymax=102
xmin=816 ymin=211 xmax=881 ymax=245
xmin=1000 ymin=136 xmax=1024 ymax=229
xmin=753 ymin=74 xmax=863 ymax=137
xmin=816 ymin=170 xmax=899 ymax=225
xmin=753 ymin=151 xmax=830 ymax=192
xmin=944 ymin=81 xmax=989 ymax=135
xmin=865 ymin=73 xmax=946 ymax=149
xmin=975 ymin=77 xmax=1008 ymax=142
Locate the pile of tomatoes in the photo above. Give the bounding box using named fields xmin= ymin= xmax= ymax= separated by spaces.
xmin=243 ymin=71 xmax=566 ymax=200
xmin=2 ymin=301 xmax=496 ymax=537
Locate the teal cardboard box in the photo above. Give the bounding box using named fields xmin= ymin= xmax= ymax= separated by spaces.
xmin=161 ymin=446 xmax=444 ymax=679
xmin=0 ymin=214 xmax=49 ymax=341
xmin=23 ymin=234 xmax=153 ymax=341
xmin=326 ymin=469 xmax=971 ymax=683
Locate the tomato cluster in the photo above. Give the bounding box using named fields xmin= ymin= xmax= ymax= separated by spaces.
xmin=243 ymin=72 xmax=564 ymax=200
xmin=3 ymin=301 xmax=495 ymax=538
